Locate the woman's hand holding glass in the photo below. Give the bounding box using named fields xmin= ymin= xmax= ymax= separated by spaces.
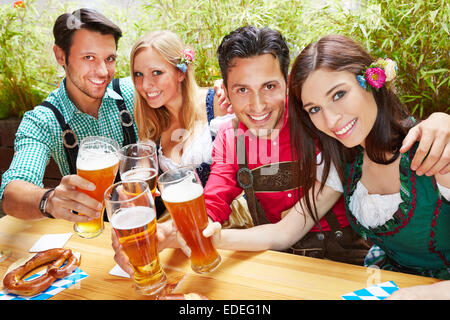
xmin=111 ymin=219 xmax=178 ymax=277
xmin=105 ymin=180 xmax=169 ymax=295
xmin=111 ymin=218 xmax=222 ymax=276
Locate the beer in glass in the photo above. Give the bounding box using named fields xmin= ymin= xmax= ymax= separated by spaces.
xmin=75 ymin=136 xmax=119 ymax=238
xmin=119 ymin=142 xmax=158 ymax=198
xmin=105 ymin=180 xmax=167 ymax=295
xmin=158 ymin=167 xmax=221 ymax=274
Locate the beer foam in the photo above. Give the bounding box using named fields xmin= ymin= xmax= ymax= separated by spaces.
xmin=110 ymin=206 xmax=156 ymax=230
xmin=161 ymin=181 xmax=203 ymax=203
xmin=121 ymin=168 xmax=157 ymax=181
xmin=77 ymin=152 xmax=119 ymax=171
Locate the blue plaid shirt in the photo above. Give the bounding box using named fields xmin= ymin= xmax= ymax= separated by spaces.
xmin=0 ymin=77 xmax=137 ymax=199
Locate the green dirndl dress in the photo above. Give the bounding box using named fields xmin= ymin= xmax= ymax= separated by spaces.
xmin=343 ymin=144 xmax=450 ymax=280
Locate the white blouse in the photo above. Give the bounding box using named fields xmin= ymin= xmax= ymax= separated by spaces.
xmin=158 ymin=114 xmax=235 ymax=172
xmin=316 ymin=153 xmax=450 ymax=229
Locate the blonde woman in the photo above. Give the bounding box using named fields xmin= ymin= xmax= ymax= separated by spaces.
xmin=129 ymin=30 xmax=249 ymax=226
xmin=130 ymin=30 xmax=233 ymax=186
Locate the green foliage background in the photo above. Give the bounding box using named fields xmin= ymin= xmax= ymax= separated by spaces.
xmin=0 ymin=0 xmax=448 ymax=119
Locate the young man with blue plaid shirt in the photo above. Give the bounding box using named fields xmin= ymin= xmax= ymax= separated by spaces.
xmin=0 ymin=8 xmax=137 ymax=222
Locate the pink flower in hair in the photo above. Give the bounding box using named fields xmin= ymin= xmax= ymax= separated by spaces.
xmin=365 ymin=67 xmax=386 ymax=89
xmin=183 ymin=48 xmax=195 ymax=62
xmin=176 ymin=48 xmax=195 ymax=73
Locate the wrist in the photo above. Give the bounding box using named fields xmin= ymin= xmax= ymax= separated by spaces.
xmin=39 ymin=188 xmax=55 ymax=219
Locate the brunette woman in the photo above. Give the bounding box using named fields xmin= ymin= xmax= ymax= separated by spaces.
xmin=288 ymin=34 xmax=449 ymax=281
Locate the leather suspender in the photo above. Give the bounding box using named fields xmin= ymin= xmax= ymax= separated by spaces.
xmin=41 ymin=78 xmax=137 ymax=175
xmin=233 ymin=119 xmax=270 ymax=226
xmin=232 ymin=120 xmax=327 ymax=233
xmin=112 ymin=78 xmax=136 ymax=145
xmin=40 ymin=100 xmax=79 ymax=174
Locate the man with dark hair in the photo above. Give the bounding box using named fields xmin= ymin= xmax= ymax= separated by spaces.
xmin=0 ymin=8 xmax=137 ymax=222
xmin=53 ymin=8 xmax=122 ymax=63
xmin=217 ymin=26 xmax=290 ymax=88
xmin=204 ymin=25 xmax=362 ymax=262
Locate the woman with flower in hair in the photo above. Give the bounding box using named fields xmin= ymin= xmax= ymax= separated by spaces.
xmin=287 ymin=34 xmax=449 ymax=286
xmin=130 ymin=30 xmax=234 ymax=187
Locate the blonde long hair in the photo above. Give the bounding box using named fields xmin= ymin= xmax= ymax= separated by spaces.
xmin=130 ymin=30 xmax=203 ymax=143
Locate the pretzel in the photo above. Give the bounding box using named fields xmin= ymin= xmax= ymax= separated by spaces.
xmin=3 ymin=248 xmax=80 ymax=296
xmin=157 ymin=293 xmax=209 ymax=300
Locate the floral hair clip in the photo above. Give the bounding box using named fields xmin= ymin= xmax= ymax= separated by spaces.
xmin=176 ymin=48 xmax=195 ymax=73
xmin=357 ymin=58 xmax=397 ymax=90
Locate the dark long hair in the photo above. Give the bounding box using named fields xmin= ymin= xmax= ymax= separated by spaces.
xmin=288 ymin=35 xmax=412 ymax=223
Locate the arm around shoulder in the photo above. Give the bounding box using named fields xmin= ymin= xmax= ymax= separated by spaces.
xmin=435 ymin=171 xmax=450 ymax=189
xmin=401 ymin=112 xmax=450 ymax=175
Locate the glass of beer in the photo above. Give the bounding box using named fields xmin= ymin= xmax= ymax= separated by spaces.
xmin=118 ymin=142 xmax=158 ymax=199
xmin=104 ymin=180 xmax=167 ymax=295
xmin=75 ymin=136 xmax=119 ymax=238
xmin=158 ymin=166 xmax=221 ymax=274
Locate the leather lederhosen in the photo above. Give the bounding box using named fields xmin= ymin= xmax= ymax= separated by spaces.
xmin=233 ymin=119 xmax=370 ymax=265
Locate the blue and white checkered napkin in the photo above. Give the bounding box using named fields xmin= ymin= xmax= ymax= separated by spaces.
xmin=341 ymin=281 xmax=399 ymax=300
xmin=0 ymin=267 xmax=88 ymax=300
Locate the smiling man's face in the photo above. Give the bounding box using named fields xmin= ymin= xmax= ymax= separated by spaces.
xmin=224 ymin=54 xmax=287 ymax=138
xmin=61 ymin=28 xmax=117 ymax=102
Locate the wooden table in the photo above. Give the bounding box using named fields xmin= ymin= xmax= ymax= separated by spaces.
xmin=0 ymin=216 xmax=440 ymax=300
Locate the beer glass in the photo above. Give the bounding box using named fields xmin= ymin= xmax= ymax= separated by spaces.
xmin=118 ymin=142 xmax=158 ymax=199
xmin=75 ymin=136 xmax=119 ymax=238
xmin=104 ymin=180 xmax=167 ymax=295
xmin=158 ymin=167 xmax=221 ymax=274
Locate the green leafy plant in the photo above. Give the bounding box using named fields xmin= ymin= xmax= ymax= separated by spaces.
xmin=0 ymin=0 xmax=447 ymax=119
xmin=140 ymin=0 xmax=448 ymax=117
xmin=342 ymin=0 xmax=449 ymax=118
xmin=0 ymin=0 xmax=59 ymax=119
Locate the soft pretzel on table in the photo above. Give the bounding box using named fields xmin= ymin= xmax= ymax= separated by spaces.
xmin=2 ymin=248 xmax=80 ymax=296
xmin=157 ymin=293 xmax=209 ymax=300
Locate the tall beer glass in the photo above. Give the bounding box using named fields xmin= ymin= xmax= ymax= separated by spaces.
xmin=158 ymin=167 xmax=221 ymax=274
xmin=118 ymin=142 xmax=158 ymax=199
xmin=75 ymin=136 xmax=119 ymax=238
xmin=104 ymin=180 xmax=167 ymax=295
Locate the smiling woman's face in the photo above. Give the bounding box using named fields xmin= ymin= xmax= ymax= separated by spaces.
xmin=133 ymin=47 xmax=184 ymax=110
xmin=301 ymin=68 xmax=378 ymax=148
